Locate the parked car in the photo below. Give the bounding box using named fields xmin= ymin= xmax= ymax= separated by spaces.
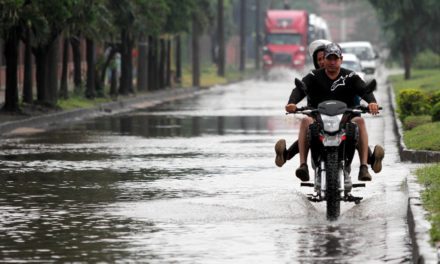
xmin=341 ymin=53 xmax=366 ymax=81
xmin=339 ymin=41 xmax=378 ymax=75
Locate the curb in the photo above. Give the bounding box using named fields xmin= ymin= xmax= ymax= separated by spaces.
xmin=0 ymin=86 xmax=209 ymax=136
xmin=388 ymin=83 xmax=440 ymax=263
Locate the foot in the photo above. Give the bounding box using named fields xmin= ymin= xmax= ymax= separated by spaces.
xmin=370 ymin=145 xmax=384 ymax=173
xmin=358 ymin=164 xmax=372 ymax=181
xmin=296 ymin=163 xmax=310 ymax=181
xmin=275 ymin=139 xmax=287 ymax=167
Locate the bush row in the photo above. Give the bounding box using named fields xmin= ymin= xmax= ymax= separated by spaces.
xmin=413 ymin=50 xmax=440 ymax=69
xmin=398 ymin=89 xmax=440 ymax=124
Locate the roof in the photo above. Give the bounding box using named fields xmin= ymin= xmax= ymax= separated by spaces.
xmin=339 ymin=41 xmax=373 ymax=48
xmin=341 ymin=53 xmax=360 ymax=62
xmin=265 ymin=10 xmax=308 ymax=33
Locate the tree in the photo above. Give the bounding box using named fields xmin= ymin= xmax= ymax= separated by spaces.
xmin=28 ymin=0 xmax=76 ymax=106
xmin=162 ymin=0 xmax=195 ymax=86
xmin=190 ymin=0 xmax=214 ymax=87
xmin=255 ymin=0 xmax=261 ymax=70
xmin=0 ymin=0 xmax=25 ymax=111
xmin=107 ymin=0 xmax=168 ymax=94
xmin=368 ymin=0 xmax=440 ymax=79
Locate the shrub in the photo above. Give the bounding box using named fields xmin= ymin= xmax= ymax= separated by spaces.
xmin=403 ymin=115 xmax=432 ymax=130
xmin=413 ymin=50 xmax=440 ymax=69
xmin=432 ymin=102 xmax=440 ymax=122
xmin=429 ymin=90 xmax=440 ymax=105
xmin=397 ymin=89 xmax=431 ymax=120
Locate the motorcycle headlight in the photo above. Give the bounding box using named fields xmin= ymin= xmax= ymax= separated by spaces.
xmin=321 ymin=114 xmax=343 ymax=132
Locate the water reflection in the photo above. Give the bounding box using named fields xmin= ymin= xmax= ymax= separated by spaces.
xmin=82 ymin=113 xmax=284 ymax=138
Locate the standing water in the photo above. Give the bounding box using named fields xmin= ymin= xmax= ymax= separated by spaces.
xmin=0 ymin=69 xmax=412 ymax=263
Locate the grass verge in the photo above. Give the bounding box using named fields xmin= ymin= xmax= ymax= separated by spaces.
xmin=403 ymin=122 xmax=440 ymax=150
xmin=58 ymin=95 xmax=112 ymax=110
xmin=182 ymin=64 xmax=256 ymax=88
xmin=389 ymin=68 xmax=440 ymax=93
xmin=416 ymin=164 xmax=440 ymax=244
xmin=56 ymin=64 xmax=255 ymax=111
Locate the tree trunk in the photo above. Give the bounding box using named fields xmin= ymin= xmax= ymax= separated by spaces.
xmin=137 ymin=36 xmax=148 ymax=92
xmin=95 ymin=67 xmax=103 ymax=97
xmin=175 ymin=35 xmax=182 ymax=84
xmin=217 ymin=0 xmax=225 ymax=76
xmin=60 ymin=38 xmax=69 ymax=99
xmin=46 ymin=36 xmax=60 ymax=107
xmin=148 ymin=36 xmax=158 ymax=91
xmin=3 ymin=27 xmax=20 ymax=112
xmin=239 ymin=0 xmax=247 ymax=72
xmin=85 ymin=38 xmax=96 ymax=99
xmin=255 ymin=0 xmax=261 ymax=70
xmin=110 ymin=67 xmax=118 ymax=98
xmin=23 ymin=26 xmax=33 ymax=104
xmin=34 ymin=47 xmax=49 ymax=105
xmin=159 ymin=38 xmax=166 ymax=89
xmin=166 ymin=39 xmax=171 ymax=88
xmin=402 ymin=42 xmax=412 ymax=80
xmin=119 ymin=30 xmax=133 ymax=95
xmin=192 ymin=15 xmax=200 ymax=87
xmin=70 ymin=37 xmax=82 ymax=94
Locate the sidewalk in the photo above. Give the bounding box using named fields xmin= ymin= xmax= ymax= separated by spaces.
xmin=0 ymin=87 xmax=208 ymax=136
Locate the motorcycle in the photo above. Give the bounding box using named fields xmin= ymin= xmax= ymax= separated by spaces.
xmin=290 ymin=78 xmax=379 ymax=220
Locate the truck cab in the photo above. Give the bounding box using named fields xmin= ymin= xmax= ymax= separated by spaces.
xmin=263 ymin=10 xmax=308 ymax=73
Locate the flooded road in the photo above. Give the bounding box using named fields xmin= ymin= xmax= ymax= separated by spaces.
xmin=0 ymin=70 xmax=413 ymax=263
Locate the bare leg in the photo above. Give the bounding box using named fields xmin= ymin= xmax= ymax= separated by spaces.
xmin=298 ymin=117 xmax=314 ymax=164
xmin=351 ymin=117 xmax=368 ymax=165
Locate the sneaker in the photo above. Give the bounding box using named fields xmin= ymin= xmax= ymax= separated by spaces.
xmin=296 ymin=163 xmax=310 ymax=181
xmin=275 ymin=139 xmax=287 ymax=167
xmin=371 ymin=145 xmax=384 ymax=173
xmin=358 ymin=165 xmax=372 ymax=181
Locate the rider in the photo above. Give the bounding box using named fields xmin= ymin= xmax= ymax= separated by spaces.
xmin=275 ymin=39 xmax=330 ymax=167
xmin=280 ymin=42 xmax=384 ymax=181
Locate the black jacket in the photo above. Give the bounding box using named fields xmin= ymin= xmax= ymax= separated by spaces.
xmin=287 ymin=68 xmax=376 ymax=108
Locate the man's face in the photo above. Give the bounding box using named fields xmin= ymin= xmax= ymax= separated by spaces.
xmin=317 ymin=51 xmax=325 ymax=69
xmin=325 ymin=54 xmax=342 ymax=73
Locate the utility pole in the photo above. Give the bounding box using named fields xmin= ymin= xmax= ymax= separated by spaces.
xmin=240 ymin=0 xmax=246 ymax=72
xmin=217 ymin=0 xmax=225 ymax=76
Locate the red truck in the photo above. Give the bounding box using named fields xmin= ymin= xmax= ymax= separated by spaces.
xmin=262 ymin=10 xmax=309 ymax=73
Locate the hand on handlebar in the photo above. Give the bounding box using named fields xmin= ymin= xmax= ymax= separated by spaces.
xmin=285 ymin=104 xmax=297 ymax=113
xmin=368 ymin=102 xmax=380 ymax=115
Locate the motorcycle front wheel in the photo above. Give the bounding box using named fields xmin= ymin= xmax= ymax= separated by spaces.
xmin=325 ymin=150 xmax=341 ymax=221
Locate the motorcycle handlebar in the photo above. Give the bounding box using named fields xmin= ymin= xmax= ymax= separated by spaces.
xmin=286 ymin=105 xmax=383 ymax=115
